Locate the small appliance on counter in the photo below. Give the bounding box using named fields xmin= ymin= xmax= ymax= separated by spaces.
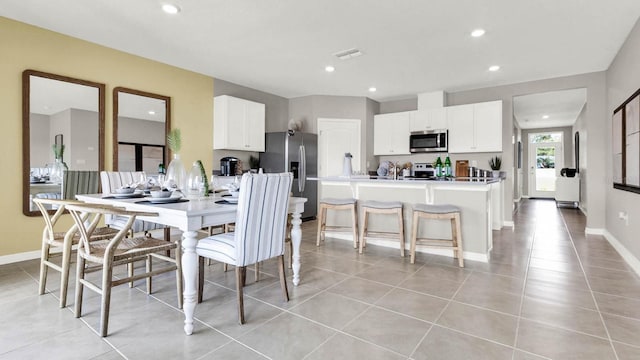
xmin=220 ymin=157 xmax=239 ymax=176
xmin=412 ymin=163 xmax=435 ymax=178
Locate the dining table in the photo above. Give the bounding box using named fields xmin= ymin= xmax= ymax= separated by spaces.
xmin=76 ymin=193 xmax=307 ymax=335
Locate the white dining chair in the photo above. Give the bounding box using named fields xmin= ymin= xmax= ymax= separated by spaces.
xmin=197 ymin=172 xmax=293 ymax=324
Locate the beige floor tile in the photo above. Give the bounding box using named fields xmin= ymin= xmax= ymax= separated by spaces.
xmin=195 ymin=296 xmax=283 ymax=338
xmin=588 ymin=276 xmax=640 ymax=299
xmin=413 ymin=325 xmax=513 ymax=360
xmin=602 ymin=313 xmax=640 ymax=347
xmin=200 ymin=341 xmax=269 ymax=360
xmin=375 ymin=288 xmax=448 ymax=322
xmin=594 ymin=292 xmax=640 ymax=319
xmin=290 ymin=291 xmax=370 ymax=329
xmin=515 ymin=319 xmax=616 ymax=359
xmin=512 ymin=350 xmax=552 ymax=360
xmin=237 ymin=313 xmax=335 ymax=360
xmin=399 ymin=274 xmax=463 ymax=299
xmin=355 ymin=266 xmax=413 ymax=286
xmin=453 ymin=285 xmax=522 ymax=315
xmin=306 ymin=333 xmax=406 ymax=360
xmin=612 ymin=341 xmax=640 ymax=360
xmin=437 ymin=301 xmax=518 ymax=346
xmin=520 ymin=297 xmax=607 ymax=337
xmin=328 ymin=277 xmax=393 ymax=304
xmin=524 ymin=278 xmax=597 ymax=310
xmin=343 ymin=307 xmax=431 ymax=356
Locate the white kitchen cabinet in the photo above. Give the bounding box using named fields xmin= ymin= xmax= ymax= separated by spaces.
xmin=409 ymin=108 xmax=447 ymax=132
xmin=447 ymin=100 xmax=502 ymax=153
xmin=374 ymin=111 xmax=411 ymax=155
xmin=213 ymin=95 xmax=265 ymax=151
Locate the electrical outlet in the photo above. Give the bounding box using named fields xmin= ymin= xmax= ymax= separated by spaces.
xmin=618 ymin=211 xmax=629 ymax=226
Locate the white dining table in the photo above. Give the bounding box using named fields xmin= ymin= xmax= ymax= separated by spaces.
xmin=76 ymin=193 xmax=307 ymax=335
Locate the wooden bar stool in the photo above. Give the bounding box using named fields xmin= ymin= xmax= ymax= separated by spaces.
xmin=359 ymin=200 xmax=404 ymax=256
xmin=317 ymin=198 xmax=358 ymax=249
xmin=410 ymin=204 xmax=464 ymax=267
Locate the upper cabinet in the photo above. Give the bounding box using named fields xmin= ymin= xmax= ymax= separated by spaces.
xmin=213 ymin=95 xmax=265 ymax=151
xmin=374 ymin=111 xmax=411 ymax=155
xmin=448 ymin=100 xmax=502 ymax=153
xmin=409 ymin=108 xmax=447 ymax=132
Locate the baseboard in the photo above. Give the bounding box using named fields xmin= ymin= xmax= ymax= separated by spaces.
xmin=325 ymin=234 xmax=489 ymax=263
xmin=503 ymin=221 xmax=514 ymax=228
xmin=603 ymin=230 xmax=640 ymax=277
xmin=579 ymin=205 xmax=587 ymax=217
xmin=522 ymin=195 xmax=530 ymax=199
xmin=0 ymin=250 xmax=40 ymax=265
xmin=585 ymin=227 xmax=604 ymax=235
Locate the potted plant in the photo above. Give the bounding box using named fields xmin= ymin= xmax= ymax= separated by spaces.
xmin=489 ymin=156 xmax=501 ymax=178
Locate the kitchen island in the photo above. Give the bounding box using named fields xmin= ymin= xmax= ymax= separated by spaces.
xmin=317 ymin=176 xmax=504 ymax=262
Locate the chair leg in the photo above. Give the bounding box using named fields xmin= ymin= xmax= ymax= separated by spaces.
xmin=146 ymin=255 xmax=153 ymax=294
xmin=351 ymin=204 xmax=359 ymax=249
xmin=198 ymin=256 xmax=204 ymax=304
xmin=255 ymin=262 xmax=260 ymax=282
xmin=100 ymin=263 xmax=114 ymax=337
xmin=278 ymin=255 xmax=289 ymax=302
xmin=38 ymin=242 xmax=50 ymax=296
xmin=316 ymin=205 xmax=325 ymax=246
xmin=287 ymin=239 xmax=293 ymax=269
xmin=235 ymin=266 xmax=246 ymax=324
xmin=410 ymin=212 xmax=420 ymax=264
xmin=397 ymin=208 xmax=405 ymax=257
xmin=359 ymin=208 xmax=368 ymax=254
xmin=453 ymin=213 xmax=464 ymax=267
xmin=128 ymin=263 xmax=134 ymax=288
xmin=75 ymin=255 xmax=86 ymax=318
xmin=59 ymin=234 xmax=75 ymax=308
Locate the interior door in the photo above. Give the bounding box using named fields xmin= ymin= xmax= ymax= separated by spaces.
xmin=317 ymin=118 xmax=361 ymax=177
xmin=529 ymin=141 xmax=563 ymax=198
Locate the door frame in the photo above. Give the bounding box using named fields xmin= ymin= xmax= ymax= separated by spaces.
xmin=528 ymin=132 xmax=563 ymax=198
xmin=317 ymin=118 xmax=361 ymax=178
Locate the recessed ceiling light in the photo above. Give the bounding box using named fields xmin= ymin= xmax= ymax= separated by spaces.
xmin=542 ymin=115 xmax=549 ymax=119
xmin=471 ymin=29 xmax=486 ymax=37
xmin=369 ymin=87 xmax=377 ymax=92
xmin=148 ymin=110 xmax=156 ymax=115
xmin=162 ymin=4 xmax=181 ymax=14
xmin=488 ymin=65 xmax=500 ymax=72
xmin=325 ymin=66 xmax=335 ymax=73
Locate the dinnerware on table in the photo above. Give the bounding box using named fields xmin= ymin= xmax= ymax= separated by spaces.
xmin=150 ymin=189 xmax=172 ymax=198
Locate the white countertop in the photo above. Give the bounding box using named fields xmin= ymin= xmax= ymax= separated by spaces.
xmin=310 ymin=176 xmax=501 ymax=185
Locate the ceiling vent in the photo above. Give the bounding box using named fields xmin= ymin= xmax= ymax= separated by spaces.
xmin=333 ymin=48 xmax=363 ymax=60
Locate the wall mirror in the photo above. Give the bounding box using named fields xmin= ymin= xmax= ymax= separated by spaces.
xmin=23 ymin=69 xmax=105 ymax=216
xmin=113 ymin=87 xmax=170 ymax=174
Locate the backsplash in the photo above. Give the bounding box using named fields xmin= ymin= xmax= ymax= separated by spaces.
xmin=377 ymin=152 xmax=503 ymax=177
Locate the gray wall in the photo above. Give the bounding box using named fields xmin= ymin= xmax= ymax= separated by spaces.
xmin=288 ymin=95 xmax=374 ymax=172
xmin=213 ymin=78 xmax=289 ymax=172
xmin=29 ymin=113 xmax=49 ymax=167
xmin=521 ymin=126 xmax=574 ymax=196
xmin=379 ymin=98 xmax=417 ymax=114
xmin=445 ymin=72 xmax=607 ymax=227
xmin=118 ymin=117 xmax=165 ymax=145
xmin=606 ymin=17 xmax=640 ymax=262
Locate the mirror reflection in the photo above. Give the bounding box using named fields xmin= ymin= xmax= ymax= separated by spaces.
xmin=113 ymin=88 xmax=169 ymax=174
xmin=23 ymin=70 xmax=105 ymax=216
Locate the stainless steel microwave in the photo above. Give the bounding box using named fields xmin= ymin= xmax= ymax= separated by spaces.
xmin=409 ymin=130 xmax=448 ymax=153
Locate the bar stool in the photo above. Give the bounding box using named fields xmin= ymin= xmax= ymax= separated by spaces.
xmin=410 ymin=204 xmax=464 ymax=267
xmin=359 ymin=200 xmax=404 ymax=256
xmin=317 ymin=198 xmax=358 ymax=249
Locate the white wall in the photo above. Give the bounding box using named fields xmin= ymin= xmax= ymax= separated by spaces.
xmin=606 ymin=17 xmax=640 ymax=262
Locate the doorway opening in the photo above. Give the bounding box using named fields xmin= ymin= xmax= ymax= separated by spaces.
xmin=528 ymin=132 xmax=563 ymax=198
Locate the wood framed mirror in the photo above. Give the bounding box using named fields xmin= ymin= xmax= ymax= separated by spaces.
xmin=23 ymin=69 xmax=105 ymax=216
xmin=113 ymin=87 xmax=170 ymax=173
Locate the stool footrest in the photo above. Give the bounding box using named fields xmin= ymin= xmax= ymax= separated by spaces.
xmin=414 ymin=238 xmax=459 ymax=246
xmin=363 ymin=231 xmax=404 ymax=239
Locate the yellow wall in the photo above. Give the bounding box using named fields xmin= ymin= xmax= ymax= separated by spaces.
xmin=0 ymin=17 xmax=214 ymax=258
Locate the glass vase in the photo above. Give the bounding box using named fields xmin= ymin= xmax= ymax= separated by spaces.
xmin=165 ymin=153 xmax=187 ymax=192
xmin=50 ymin=158 xmax=67 ymax=183
xmin=187 ymin=161 xmax=205 ymax=200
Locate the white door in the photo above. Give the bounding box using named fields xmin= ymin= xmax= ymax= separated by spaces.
xmin=529 ymin=141 xmax=563 ymax=198
xmin=318 ymin=118 xmax=361 ymax=177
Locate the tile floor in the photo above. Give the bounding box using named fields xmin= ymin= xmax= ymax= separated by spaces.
xmin=2 ymin=199 xmax=640 ymax=359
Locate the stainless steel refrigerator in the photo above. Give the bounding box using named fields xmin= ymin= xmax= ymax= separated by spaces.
xmin=260 ymin=131 xmax=317 ymax=220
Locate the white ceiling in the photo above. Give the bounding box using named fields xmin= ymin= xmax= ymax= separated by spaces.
xmin=513 ymin=88 xmax=587 ymax=129
xmin=30 ymin=76 xmax=98 ymax=115
xmin=4 ymin=0 xmax=640 ymax=103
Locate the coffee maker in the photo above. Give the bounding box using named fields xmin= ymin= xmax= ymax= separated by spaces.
xmin=220 ymin=157 xmax=239 ymax=176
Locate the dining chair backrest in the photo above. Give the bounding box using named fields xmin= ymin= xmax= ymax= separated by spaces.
xmin=62 ymin=170 xmax=100 ymax=200
xmin=233 ymin=172 xmax=293 ymax=267
xmin=99 ymin=171 xmax=146 ymax=195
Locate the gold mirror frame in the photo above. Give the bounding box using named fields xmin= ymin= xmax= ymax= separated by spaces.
xmin=112 ymin=87 xmax=170 ymax=172
xmin=22 ymin=70 xmax=105 ymax=216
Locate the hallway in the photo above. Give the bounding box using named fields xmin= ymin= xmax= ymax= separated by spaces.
xmin=1 ymin=199 xmax=640 ymax=359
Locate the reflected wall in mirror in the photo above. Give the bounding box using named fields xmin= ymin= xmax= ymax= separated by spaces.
xmin=113 ymin=87 xmax=170 ymax=174
xmin=23 ymin=70 xmax=105 ymax=216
